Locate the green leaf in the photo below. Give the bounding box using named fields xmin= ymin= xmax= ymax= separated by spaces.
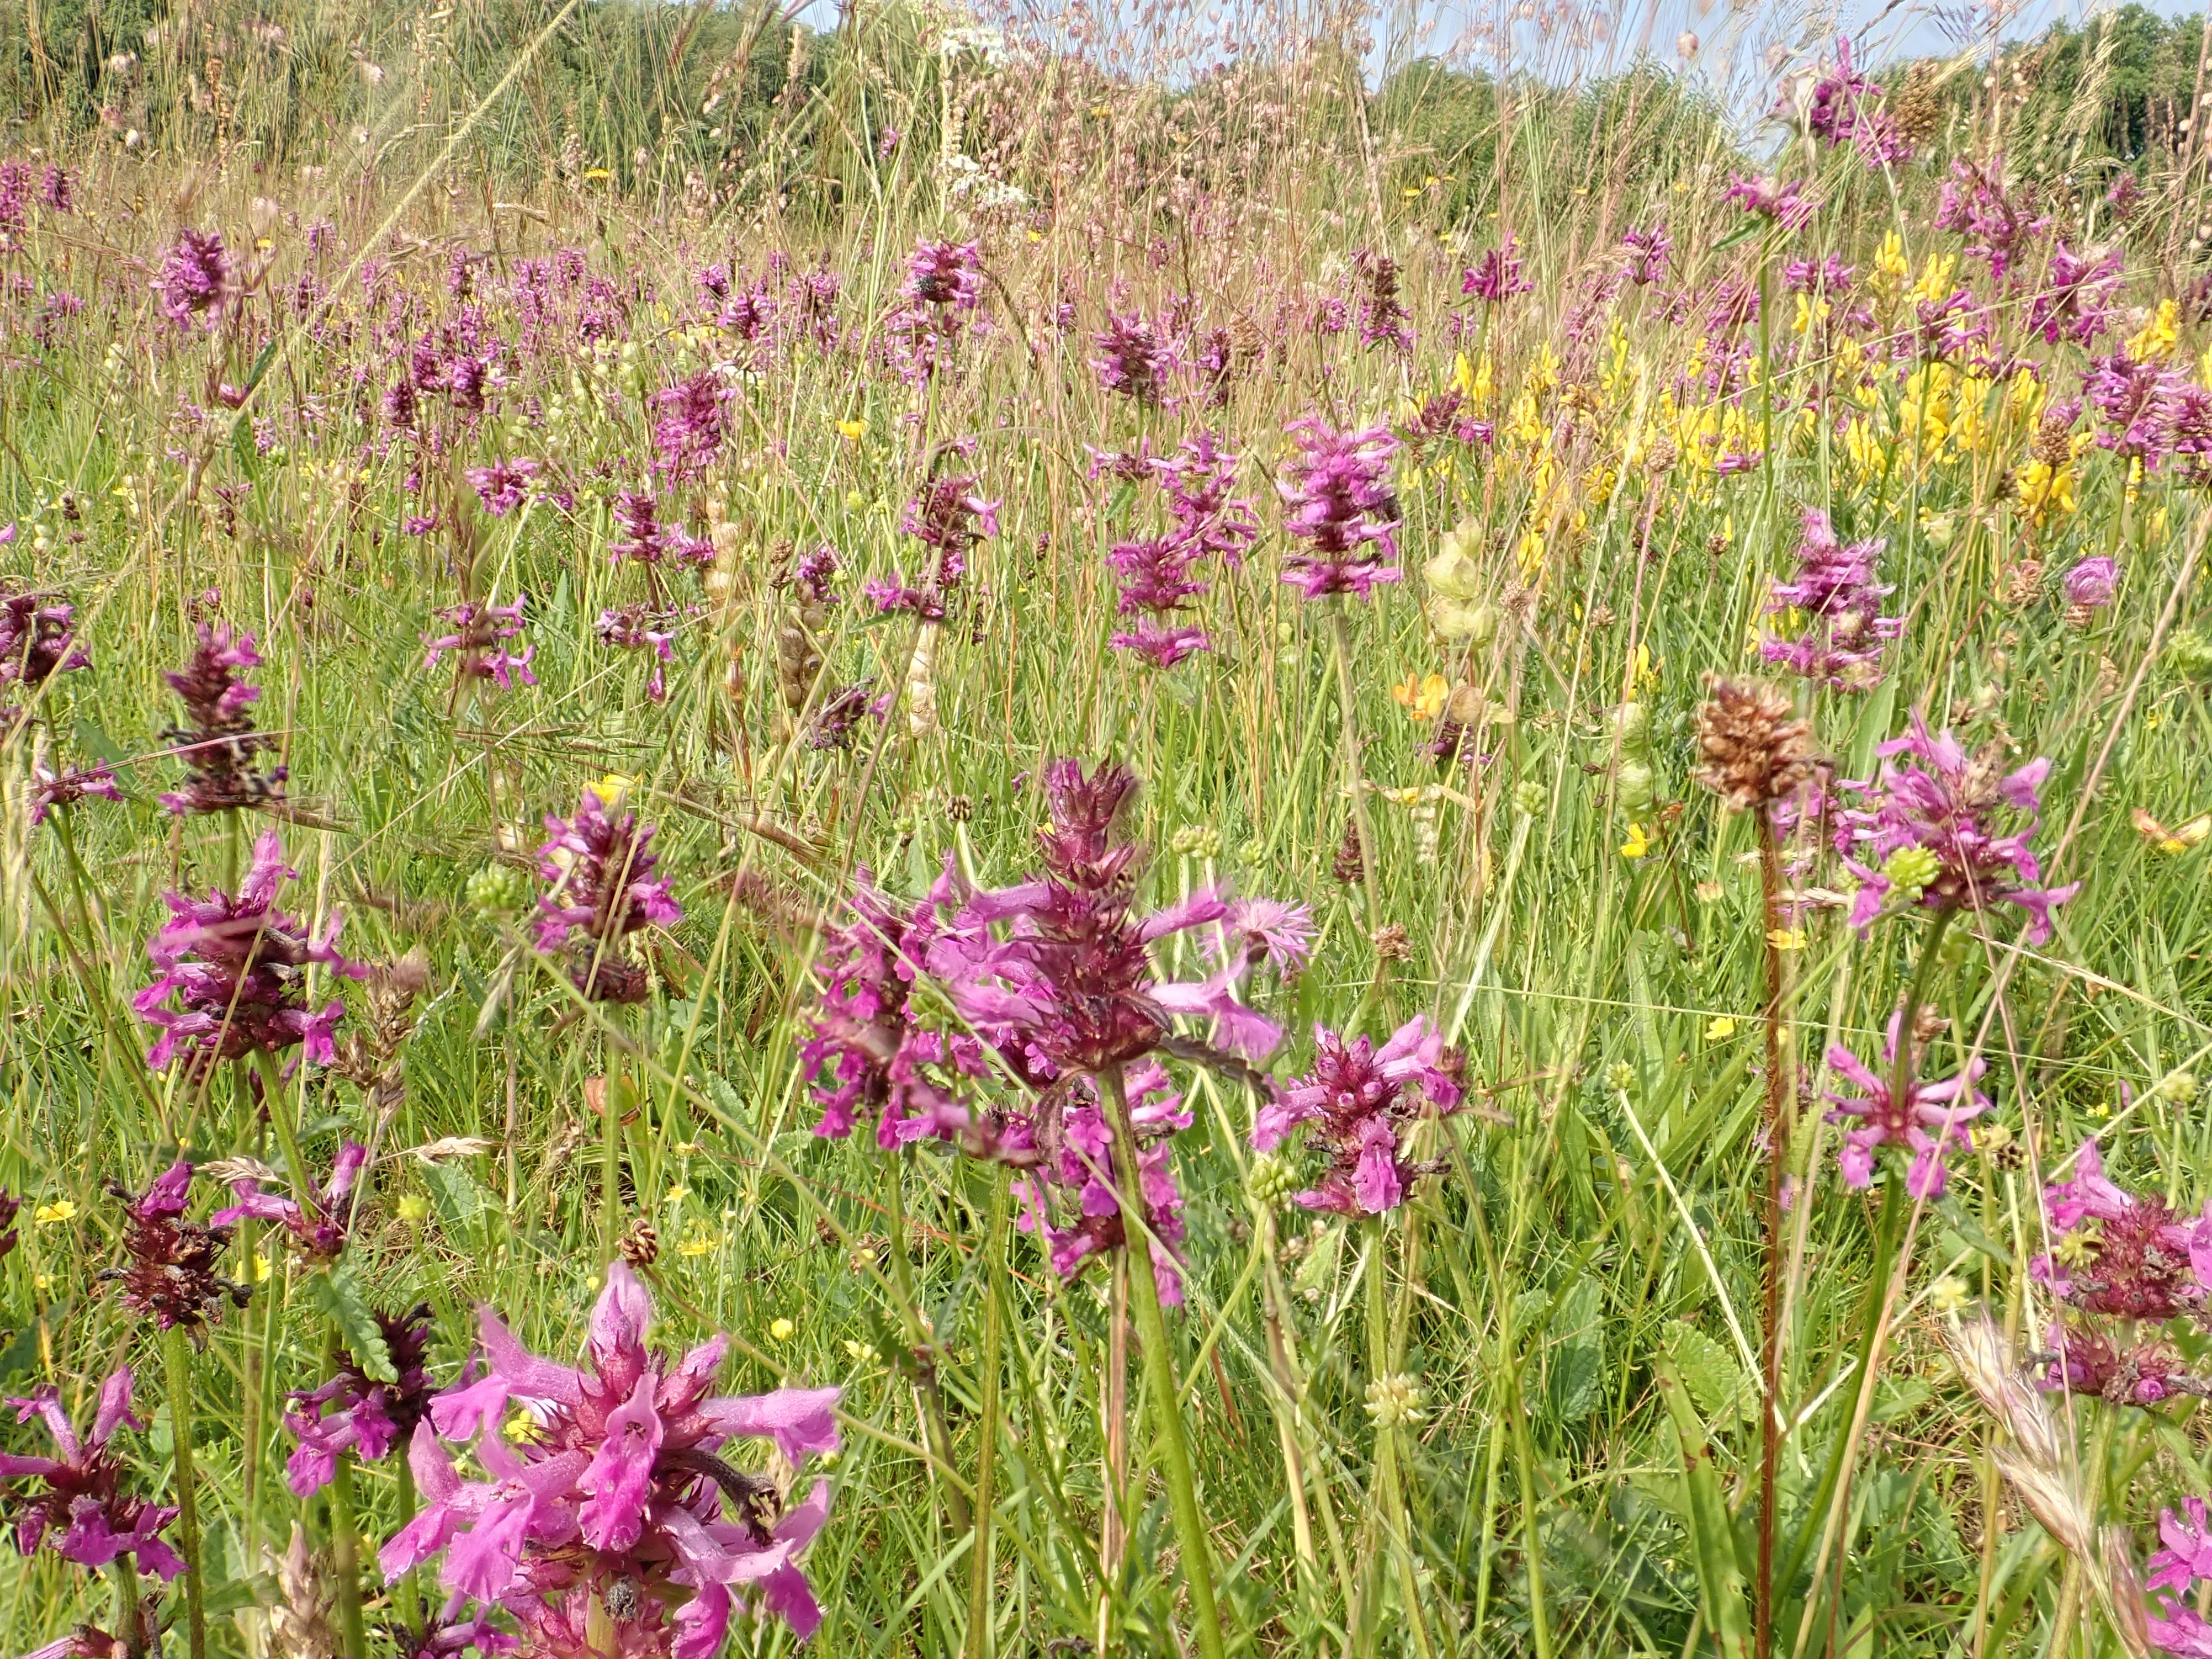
xmin=1664 ymin=1318 xmax=1754 ymax=1425
xmin=424 ymin=1160 xmax=484 ymax=1237
xmin=308 ymin=1265 xmax=397 ymax=1384
xmin=231 ymin=413 xmax=260 ymax=478
xmin=0 ymin=1314 xmax=49 ymax=1383
xmin=1652 ymin=1355 xmax=1754 ymax=1659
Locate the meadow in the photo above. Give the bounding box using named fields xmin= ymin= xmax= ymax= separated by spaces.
xmin=3 ymin=4 xmax=2212 ymax=1655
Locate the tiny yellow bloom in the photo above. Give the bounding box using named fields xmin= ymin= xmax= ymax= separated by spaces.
xmin=1620 ymin=823 xmax=1651 ymax=859
xmin=250 ymin=1251 xmax=274 ymax=1283
xmin=504 ymin=1411 xmax=541 ymax=1443
xmin=676 ymin=1232 xmax=717 ymax=1259
xmin=33 ymin=1201 xmax=76 ymax=1225
xmin=1391 ymin=672 xmax=1449 ymax=721
xmin=395 ymin=1192 xmax=430 ymax=1224
xmin=1704 ymin=1016 xmax=1738 ymax=1041
xmin=769 ymin=1317 xmax=796 ymax=1343
xmin=587 ymin=773 xmax=634 ymax=810
xmin=583 ymin=167 xmax=612 ymax=181
xmin=836 ymin=417 xmax=868 ymax=441
xmin=665 ymin=1185 xmax=690 ymax=1208
xmin=674 ymin=1140 xmax=703 ymax=1157
xmin=1766 ymin=927 xmax=1807 ymax=951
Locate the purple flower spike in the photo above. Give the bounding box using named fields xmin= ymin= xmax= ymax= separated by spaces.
xmin=1822 ymin=1013 xmax=1989 ymax=1198
xmin=1760 ymin=509 xmax=1902 ymax=691
xmin=2063 ymin=556 xmax=2118 ymax=612
xmin=382 ymin=1260 xmax=838 ymax=1651
xmin=1802 ymin=36 xmax=1910 ymax=165
xmin=1012 ymin=1063 xmax=1194 ymax=1303
xmin=1836 ymin=712 xmax=2080 ymax=943
xmin=283 ymin=1304 xmax=437 ymax=1498
xmin=902 ymin=239 xmax=982 ymax=311
xmin=1092 ymin=311 xmax=1174 ymax=405
xmin=134 ymin=830 xmax=367 ymax=1077
xmin=654 ymin=371 xmax=728 ymax=479
xmin=213 ymin=1140 xmax=369 ymax=1261
xmin=0 ymin=1366 xmax=182 ymax=1579
xmin=155 ymin=229 xmax=229 ymax=326
xmin=466 ymin=458 xmax=540 ymax=518
xmin=1255 ymin=1018 xmax=1463 ymax=1214
xmin=1723 ymin=175 xmax=1818 ymax=230
xmin=102 ymin=1161 xmax=248 ymax=1332
xmin=1277 ymin=417 xmax=1402 ymax=601
xmin=802 ymin=864 xmax=987 ymax=1149
xmin=1462 ymin=235 xmax=1531 ymax=304
xmin=0 ymin=582 xmax=89 ymax=693
xmin=425 ymin=594 xmax=535 ymax=691
xmin=534 ymin=786 xmax=684 ymax=1004
xmin=1623 ymin=224 xmax=1671 ymax=285
xmin=159 ymin=618 xmax=286 ymax=815
xmin=30 ymin=761 xmax=120 ymax=826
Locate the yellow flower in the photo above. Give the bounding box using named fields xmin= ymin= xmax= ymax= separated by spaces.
xmin=1620 ymin=823 xmax=1651 ymax=859
xmin=1874 ymin=229 xmax=1909 ymax=285
xmin=582 ymin=168 xmax=612 ymax=181
xmin=836 ymin=418 xmax=868 ymax=442
xmin=665 ymin=1185 xmax=690 ymax=1208
xmin=1766 ymin=927 xmax=1807 ymax=951
xmin=249 ymin=1251 xmax=274 ymax=1283
xmin=843 ymin=1339 xmax=875 ymax=1363
xmin=1391 ymin=673 xmax=1449 ymax=721
xmin=674 ymin=1140 xmax=702 ymax=1157
xmin=2014 ymin=460 xmax=2077 ymax=525
xmin=395 ymin=1192 xmax=430 ymax=1224
xmin=33 ymin=1201 xmax=76 ymax=1225
xmin=2128 ymin=298 xmax=2179 ymax=362
xmin=769 ymin=1317 xmax=796 ymax=1343
xmin=586 ymin=773 xmax=635 ymax=810
xmin=504 ymin=1411 xmax=541 ymax=1443
xmin=1704 ymin=1016 xmax=1738 ymax=1041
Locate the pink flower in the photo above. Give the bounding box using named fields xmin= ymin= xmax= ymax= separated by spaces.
xmin=0 ymin=1367 xmax=182 ymax=1580
xmin=1277 ymin=418 xmax=1402 ymax=601
xmin=383 ymin=1261 xmax=839 ymax=1652
xmin=1255 ymin=1018 xmax=1463 ymax=1215
xmin=534 ymin=788 xmax=684 ymax=1004
xmin=1822 ymin=1013 xmax=1988 ymax=1198
xmin=213 ymin=1140 xmax=369 ymax=1261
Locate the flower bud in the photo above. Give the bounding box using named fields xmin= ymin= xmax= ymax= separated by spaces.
xmin=1609 ymin=701 xmax=1651 ymax=754
xmin=1616 ymin=758 xmax=1657 ymax=817
xmin=2153 ymin=1069 xmax=2200 ymax=1105
xmin=1512 ymin=779 xmax=1548 ymax=818
xmin=1881 ymin=844 xmax=1941 ymax=902
xmin=1246 ymin=1153 xmax=1298 ymax=1209
xmin=466 ymin=861 xmax=531 ymax=920
xmin=1364 ymin=1373 xmax=1428 ymax=1430
xmin=1422 ymin=520 xmax=1485 ymax=599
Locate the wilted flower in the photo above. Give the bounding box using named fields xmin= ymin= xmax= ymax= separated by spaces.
xmin=100 ymin=1161 xmax=248 ymax=1332
xmin=594 ymin=606 xmax=677 ymax=704
xmin=1253 ymin=1018 xmax=1463 ymax=1214
xmin=1354 ymin=249 xmax=1412 ymax=351
xmin=534 ymin=784 xmax=684 ymax=1003
xmin=283 ymin=1303 xmax=439 ymax=1497
xmin=0 ymin=1366 xmax=182 ymax=1579
xmin=0 ymin=583 xmax=88 ymax=700
xmin=1823 ymin=1013 xmax=1989 ymax=1197
xmin=213 ymin=1140 xmax=368 ymax=1262
xmin=1691 ymin=675 xmax=1816 ymax=812
xmin=1837 ymin=713 xmax=2080 ymax=943
xmin=134 ymin=831 xmax=366 ymax=1075
xmin=30 ymin=762 xmax=121 ymax=826
xmin=381 ymin=1260 xmax=839 ymax=1652
xmin=1277 ymin=418 xmax=1402 ymax=601
xmin=158 ymin=619 xmax=286 ymax=815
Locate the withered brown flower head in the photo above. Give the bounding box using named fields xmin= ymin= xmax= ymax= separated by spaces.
xmin=100 ymin=1161 xmax=249 ymax=1333
xmin=1691 ymin=675 xmax=1817 ymax=811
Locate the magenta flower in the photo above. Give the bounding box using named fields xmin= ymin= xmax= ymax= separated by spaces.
xmin=926 ymin=760 xmax=1295 ymax=1080
xmin=426 ymin=594 xmax=535 ymax=691
xmin=2029 ymin=244 xmax=2124 ymax=344
xmin=2063 ymin=555 xmax=2119 ymax=611
xmin=801 ymin=864 xmax=987 ymax=1149
xmin=1760 ymin=509 xmax=1902 ymax=691
xmin=0 ymin=583 xmax=88 ymax=696
xmin=1092 ymin=311 xmax=1173 ymax=405
xmin=534 ymin=786 xmax=684 ymax=1004
xmin=155 ymin=229 xmax=229 ymax=326
xmin=1108 ymin=534 xmax=1210 ymax=667
xmin=1802 ymin=37 xmax=1910 ymax=164
xmin=654 ymin=371 xmax=728 ymax=478
xmin=902 ymin=239 xmax=982 ymax=311
xmin=1153 ymin=430 xmax=1259 ymax=566
xmin=869 ymin=473 xmax=997 ymax=618
xmin=382 ymin=1260 xmax=839 ymax=1653
xmin=1723 ymin=175 xmax=1818 ymax=230
xmin=608 ymin=491 xmax=708 ymax=567
xmin=30 ymin=762 xmax=120 ymax=826
xmin=595 ymin=606 xmax=677 ymax=704
xmin=281 ymin=1303 xmax=437 ymax=1499
xmin=158 ymin=620 xmax=286 ymax=815
xmin=1277 ymin=417 xmax=1402 ymax=601
xmin=1933 ymin=160 xmax=2049 ymax=282
xmin=1011 ymin=1062 xmax=1194 ymax=1302
xmin=1462 ymin=236 xmax=1531 ymax=304
xmin=467 ymin=458 xmax=540 ymax=518
xmin=1822 ymin=1013 xmax=1989 ymax=1197
xmin=2087 ymin=352 xmax=2185 ymax=464
xmin=213 ymin=1140 xmax=368 ymax=1262
xmin=134 ymin=830 xmax=366 ymax=1076
xmin=1354 ymin=248 xmax=1412 ymax=352
xmin=2149 ymin=1499 xmax=2212 ymax=1657
xmin=1837 ymin=713 xmax=2081 ymax=943
xmin=101 ymin=1161 xmax=247 ymax=1332
xmin=1622 ymin=224 xmax=1671 ymax=285
xmin=0 ymin=1367 xmax=182 ymax=1580
xmin=1254 ymin=1018 xmax=1462 ymax=1214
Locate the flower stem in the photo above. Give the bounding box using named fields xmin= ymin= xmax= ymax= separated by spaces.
xmin=329 ymin=1447 xmax=369 ymax=1659
xmin=1097 ymin=1063 xmax=1227 ymax=1659
xmin=161 ymin=1324 xmax=207 ymax=1659
xmin=964 ymin=1170 xmax=1010 ymax=1659
xmin=1328 ymin=604 xmax=1384 ymax=941
xmin=882 ymin=1149 xmax=971 ymax=1536
xmin=110 ymin=1556 xmax=140 ymax=1659
xmin=1753 ymin=811 xmax=1790 ymax=1659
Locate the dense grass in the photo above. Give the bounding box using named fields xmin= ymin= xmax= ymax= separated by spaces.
xmin=3 ymin=7 xmax=2212 ymax=1658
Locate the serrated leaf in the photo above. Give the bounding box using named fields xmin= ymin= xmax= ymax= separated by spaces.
xmin=308 ymin=1266 xmax=397 ymax=1384
xmin=424 ymin=1160 xmax=483 ymax=1235
xmin=1664 ymin=1318 xmax=1753 ymax=1425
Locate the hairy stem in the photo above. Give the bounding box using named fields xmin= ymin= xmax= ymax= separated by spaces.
xmin=964 ymin=1170 xmax=1009 ymax=1659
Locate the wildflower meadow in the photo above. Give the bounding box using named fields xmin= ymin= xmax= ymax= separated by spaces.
xmin=4 ymin=1 xmax=2212 ymax=1653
